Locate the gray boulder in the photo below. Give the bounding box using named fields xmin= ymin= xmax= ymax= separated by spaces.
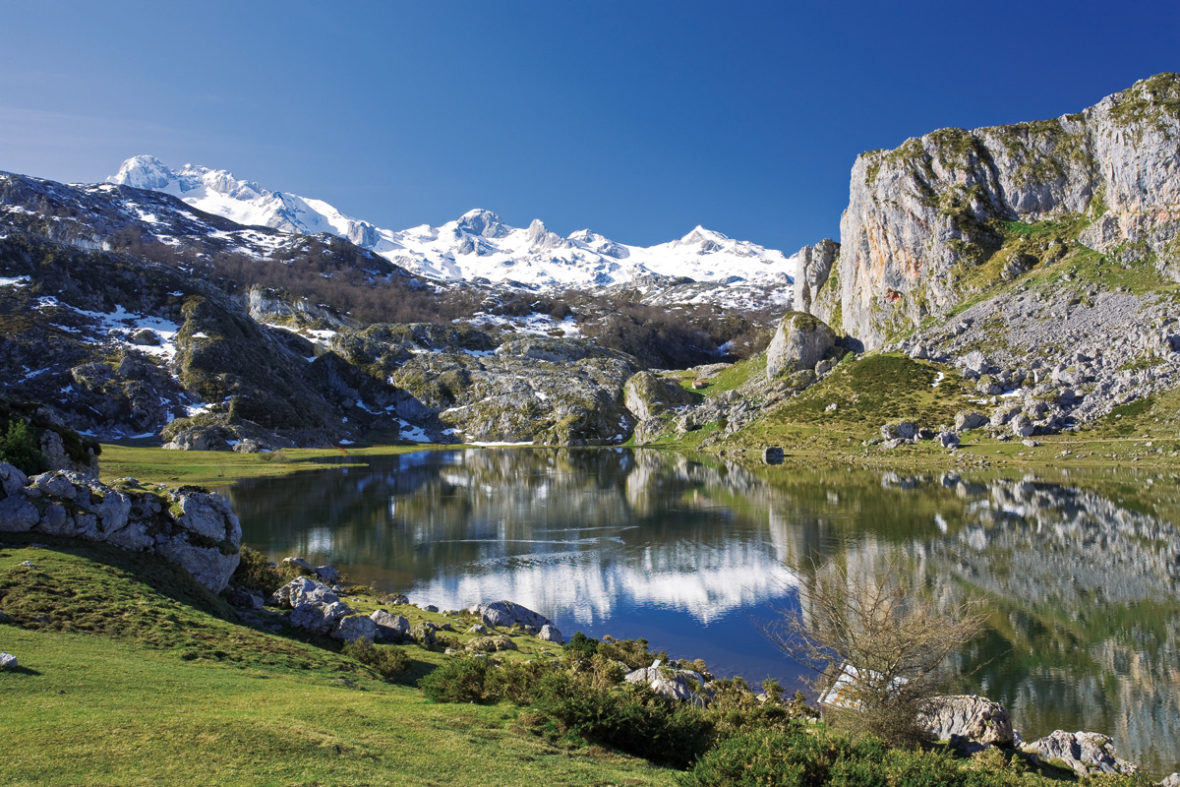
xmin=466 ymin=635 xmax=518 ymax=652
xmin=919 ymin=695 xmax=1013 ymax=747
xmin=0 ymin=652 xmax=17 ymax=670
xmin=370 ymin=609 xmax=410 ymax=643
xmin=955 ymin=411 xmax=989 ymax=430
xmin=411 ymin=622 xmax=439 ymax=647
xmin=766 ymin=312 xmax=836 ymax=380
xmin=478 ymin=600 xmax=552 ymax=630
xmin=275 ymin=577 xmax=338 ymax=609
xmin=624 ymin=659 xmax=706 ymax=701
xmin=290 ymin=600 xmax=352 ymax=635
xmin=1021 ymin=730 xmax=1137 ymax=778
xmin=332 ymin=614 xmax=378 ymax=644
xmin=1159 ymin=773 xmax=1180 ymax=787
xmin=881 ymin=421 xmax=917 ymax=441
xmin=537 ymin=624 xmax=564 ymax=644
xmin=939 ymin=431 xmax=960 ymax=449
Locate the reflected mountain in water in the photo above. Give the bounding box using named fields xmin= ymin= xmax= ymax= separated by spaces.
xmin=227 ymin=450 xmax=1180 ymax=775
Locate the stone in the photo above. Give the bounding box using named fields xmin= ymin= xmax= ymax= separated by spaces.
xmin=1159 ymin=773 xmax=1180 ymax=787
xmin=1021 ymin=730 xmax=1137 ymax=778
xmin=765 ymin=312 xmax=837 ymax=379
xmin=939 ymin=431 xmax=960 ymax=449
xmin=793 ymin=238 xmax=839 ymax=315
xmin=290 ymin=600 xmax=352 ymax=635
xmin=537 ymin=624 xmax=564 ymax=644
xmin=410 ymin=622 xmax=439 ymax=647
xmin=466 ymin=635 xmax=518 ymax=652
xmin=314 ymin=565 xmax=341 ymax=584
xmin=478 ymin=600 xmax=552 ymax=630
xmin=624 ymin=660 xmax=706 ymax=701
xmin=370 ymin=610 xmax=410 ymax=643
xmin=331 ymin=614 xmax=378 ymax=643
xmin=955 ymin=411 xmax=989 ymax=431
xmin=623 ymin=371 xmax=694 ymax=421
xmin=466 ymin=624 xmax=489 ymax=635
xmin=423 ymin=604 xmax=439 ymax=613
xmin=275 ymin=577 xmax=339 ymax=609
xmin=0 ymin=462 xmax=28 ymax=497
xmin=880 ymin=421 xmax=917 ymax=441
xmin=919 ymin=695 xmax=1013 ymax=747
xmin=761 ymin=447 xmax=784 ymax=465
xmin=0 ymin=652 xmax=17 ymax=670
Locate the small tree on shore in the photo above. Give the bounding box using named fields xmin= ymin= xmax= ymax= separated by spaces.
xmin=771 ymin=559 xmax=985 ymax=746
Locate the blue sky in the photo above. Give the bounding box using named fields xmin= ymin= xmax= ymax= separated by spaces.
xmin=1 ymin=0 xmax=1176 ymax=252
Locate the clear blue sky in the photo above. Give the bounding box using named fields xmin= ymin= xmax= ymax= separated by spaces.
xmin=1 ymin=0 xmax=1177 ymax=252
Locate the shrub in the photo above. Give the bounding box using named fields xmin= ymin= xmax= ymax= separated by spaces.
xmin=418 ymin=657 xmax=497 ymax=703
xmin=342 ymin=640 xmax=410 ymax=681
xmin=230 ymin=547 xmax=283 ymax=595
xmin=681 ymin=728 xmax=888 ymax=787
xmin=0 ymin=419 xmax=49 ymax=475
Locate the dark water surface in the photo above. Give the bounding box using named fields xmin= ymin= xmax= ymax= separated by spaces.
xmin=227 ymin=448 xmax=1180 ymax=776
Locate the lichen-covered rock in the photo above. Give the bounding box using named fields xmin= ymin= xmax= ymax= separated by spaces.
xmin=0 ymin=652 xmax=17 ymax=670
xmin=766 ymin=312 xmax=837 ymax=379
xmin=1021 ymin=730 xmax=1137 ymax=778
xmin=810 ymin=73 xmax=1180 ymax=349
xmin=919 ymin=695 xmax=1014 ymax=747
xmin=466 ymin=635 xmax=518 ymax=652
xmin=290 ymin=600 xmax=352 ymax=635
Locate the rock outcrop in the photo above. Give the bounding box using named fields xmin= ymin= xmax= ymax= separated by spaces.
xmin=623 ymin=371 xmax=694 ymax=422
xmin=808 ymin=73 xmax=1180 ymax=349
xmin=1021 ymin=730 xmax=1138 ymax=778
xmin=919 ymin=695 xmax=1014 ymax=748
xmin=765 ymin=312 xmax=837 ymax=379
xmin=0 ymin=462 xmax=240 ymax=591
xmin=623 ymin=659 xmax=706 ymax=701
xmin=792 ymin=239 xmax=839 ymax=316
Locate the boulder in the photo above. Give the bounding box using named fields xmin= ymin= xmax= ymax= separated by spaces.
xmin=955 ymin=411 xmax=989 ymax=431
xmin=275 ymin=577 xmax=339 ymax=609
xmin=762 ymin=447 xmax=785 ymax=465
xmin=1159 ymin=773 xmax=1180 ymax=787
xmin=537 ymin=624 xmax=564 ymax=644
xmin=410 ymin=622 xmax=439 ymax=647
xmin=624 ymin=659 xmax=706 ymax=701
xmin=466 ymin=635 xmax=518 ymax=653
xmin=466 ymin=624 xmax=489 ymax=635
xmin=919 ymin=695 xmax=1013 ymax=747
xmin=880 ymin=421 xmax=917 ymax=441
xmin=0 ymin=652 xmax=17 ymax=670
xmin=766 ymin=312 xmax=837 ymax=379
xmin=370 ymin=610 xmax=410 ymax=643
xmin=939 ymin=431 xmax=960 ymax=449
xmin=331 ymin=614 xmax=378 ymax=644
xmin=478 ymin=600 xmax=552 ymax=630
xmin=1021 ymin=730 xmax=1137 ymax=778
xmin=623 ymin=371 xmax=694 ymax=422
xmin=290 ymin=600 xmax=352 ymax=635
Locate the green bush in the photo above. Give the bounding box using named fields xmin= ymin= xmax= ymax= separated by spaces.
xmin=418 ymin=657 xmax=498 ymax=703
xmin=682 ymin=728 xmax=891 ymax=787
xmin=230 ymin=547 xmax=284 ymax=595
xmin=342 ymin=640 xmax=410 ymax=681
xmin=0 ymin=419 xmax=49 ymax=475
xmin=530 ymin=670 xmax=712 ymax=768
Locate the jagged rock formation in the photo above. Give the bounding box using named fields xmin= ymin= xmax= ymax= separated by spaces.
xmin=0 ymin=461 xmax=241 ymax=591
xmin=808 ymin=73 xmax=1180 ymax=350
xmin=792 ymin=239 xmax=839 ymax=316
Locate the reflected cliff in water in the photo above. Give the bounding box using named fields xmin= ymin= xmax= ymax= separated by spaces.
xmin=227 ymin=449 xmax=1180 ymax=775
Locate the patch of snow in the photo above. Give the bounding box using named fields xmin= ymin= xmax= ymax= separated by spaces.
xmin=0 ymin=275 xmax=30 ymax=287
xmin=397 ymin=419 xmax=433 ymax=443
xmin=931 ymin=371 xmax=945 ymax=388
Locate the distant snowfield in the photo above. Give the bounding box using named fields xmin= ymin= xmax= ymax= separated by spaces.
xmin=109 ymin=155 xmax=799 ymax=296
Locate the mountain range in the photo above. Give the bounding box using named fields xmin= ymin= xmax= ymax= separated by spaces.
xmin=109 ymin=155 xmax=797 ymax=296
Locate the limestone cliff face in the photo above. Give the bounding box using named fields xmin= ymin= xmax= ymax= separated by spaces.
xmin=812 ymin=73 xmax=1180 ymax=349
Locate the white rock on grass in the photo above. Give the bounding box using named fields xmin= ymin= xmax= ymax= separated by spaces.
xmin=0 ymin=652 xmax=17 ymax=670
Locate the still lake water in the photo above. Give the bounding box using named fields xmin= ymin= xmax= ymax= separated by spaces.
xmin=227 ymin=448 xmax=1180 ymax=776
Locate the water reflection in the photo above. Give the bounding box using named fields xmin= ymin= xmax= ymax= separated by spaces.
xmin=227 ymin=450 xmax=1180 ymax=776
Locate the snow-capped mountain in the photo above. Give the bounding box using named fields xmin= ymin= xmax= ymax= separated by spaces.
xmin=110 ymin=155 xmax=797 ymax=296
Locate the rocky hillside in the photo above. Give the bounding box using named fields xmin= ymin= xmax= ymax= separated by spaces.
xmin=806 ymin=73 xmax=1179 ymax=350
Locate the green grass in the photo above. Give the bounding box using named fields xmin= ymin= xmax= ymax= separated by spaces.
xmin=0 ymin=539 xmax=673 ymax=786
xmin=98 ymin=443 xmax=450 ymax=487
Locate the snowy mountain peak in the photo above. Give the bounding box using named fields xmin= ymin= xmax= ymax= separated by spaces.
xmin=106 ymin=155 xmax=796 ymax=302
xmin=110 ymin=155 xmax=173 ymax=190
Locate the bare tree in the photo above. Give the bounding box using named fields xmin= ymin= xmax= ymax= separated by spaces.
xmin=770 ymin=558 xmax=985 ymax=746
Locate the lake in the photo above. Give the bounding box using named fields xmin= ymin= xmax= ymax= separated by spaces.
xmin=227 ymin=447 xmax=1180 ymax=776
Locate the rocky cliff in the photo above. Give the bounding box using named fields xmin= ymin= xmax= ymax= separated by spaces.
xmin=810 ymin=73 xmax=1180 ymax=349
